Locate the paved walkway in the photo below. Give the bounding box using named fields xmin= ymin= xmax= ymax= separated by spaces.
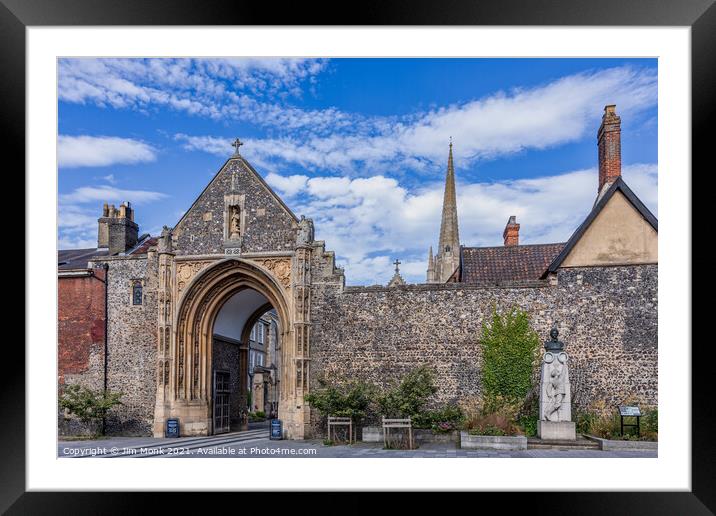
xmin=58 ymin=428 xmax=657 ymax=458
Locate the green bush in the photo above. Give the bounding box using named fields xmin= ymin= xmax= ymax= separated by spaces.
xmin=469 ymin=425 xmax=505 ymax=437
xmin=479 ymin=306 xmax=540 ymax=403
xmin=305 ymin=378 xmax=375 ymax=422
xmin=248 ymin=411 xmax=266 ymax=422
xmin=59 ymin=384 xmax=123 ymax=436
xmin=575 ymin=410 xmax=596 ymax=435
xmin=376 ymin=365 xmax=438 ymax=418
xmin=412 ymin=404 xmax=464 ymax=432
xmin=579 ymin=400 xmax=657 ymax=441
xmin=516 ymin=387 xmax=540 ymax=437
xmin=642 ymin=408 xmax=658 ymax=440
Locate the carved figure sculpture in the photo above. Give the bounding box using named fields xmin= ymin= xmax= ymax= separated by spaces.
xmin=230 ymin=206 xmax=241 ymax=239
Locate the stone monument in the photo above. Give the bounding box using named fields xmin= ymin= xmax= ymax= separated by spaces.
xmin=537 ymin=325 xmax=577 ymax=440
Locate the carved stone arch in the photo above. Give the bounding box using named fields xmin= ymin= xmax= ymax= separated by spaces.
xmin=153 ymin=258 xmax=300 ymax=438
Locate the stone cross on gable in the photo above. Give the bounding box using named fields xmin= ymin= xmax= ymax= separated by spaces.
xmin=232 ymin=138 xmax=243 ymax=157
xmin=393 ymin=258 xmax=401 ymax=273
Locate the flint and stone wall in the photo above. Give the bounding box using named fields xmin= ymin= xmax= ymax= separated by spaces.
xmin=172 ymin=158 xmax=297 ymax=256
xmin=101 ymin=254 xmax=158 ymax=435
xmin=310 ymin=265 xmax=657 ymax=427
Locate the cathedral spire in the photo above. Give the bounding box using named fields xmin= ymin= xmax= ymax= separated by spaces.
xmin=438 ymin=139 xmax=460 ymax=256
xmin=427 ymin=140 xmax=462 ymax=283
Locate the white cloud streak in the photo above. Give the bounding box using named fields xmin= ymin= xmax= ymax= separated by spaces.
xmin=58 ymin=135 xmax=157 ymax=168
xmin=175 ymin=66 xmax=657 ymax=175
xmin=58 ymin=58 xmax=338 ymax=130
xmin=60 ymin=185 xmax=167 ymax=205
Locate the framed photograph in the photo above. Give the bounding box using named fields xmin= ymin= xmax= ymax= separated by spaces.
xmin=7 ymin=0 xmax=709 ymax=511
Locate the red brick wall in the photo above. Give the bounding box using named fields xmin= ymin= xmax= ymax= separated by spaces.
xmin=58 ymin=269 xmax=106 ymax=386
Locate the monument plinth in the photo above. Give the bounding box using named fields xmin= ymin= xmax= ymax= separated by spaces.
xmin=537 ymin=326 xmax=576 ymax=441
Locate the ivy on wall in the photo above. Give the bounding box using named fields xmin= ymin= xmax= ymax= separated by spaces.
xmin=479 ymin=305 xmax=540 ymax=403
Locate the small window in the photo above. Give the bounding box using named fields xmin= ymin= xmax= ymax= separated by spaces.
xmin=132 ymin=282 xmax=143 ymax=305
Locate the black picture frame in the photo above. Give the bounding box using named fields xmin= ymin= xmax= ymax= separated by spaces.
xmin=5 ymin=0 xmax=709 ymax=512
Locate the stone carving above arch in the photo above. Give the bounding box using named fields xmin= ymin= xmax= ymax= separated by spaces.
xmin=250 ymin=257 xmax=292 ymax=290
xmin=176 ymin=260 xmax=215 ymax=295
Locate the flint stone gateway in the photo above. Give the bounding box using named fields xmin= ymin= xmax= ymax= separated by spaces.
xmin=537 ymin=327 xmax=577 ymax=441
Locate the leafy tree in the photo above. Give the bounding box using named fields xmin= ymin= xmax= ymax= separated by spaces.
xmin=377 ymin=365 xmax=438 ymax=418
xmin=305 ymin=379 xmax=375 ymax=422
xmin=479 ymin=306 xmax=540 ymax=403
xmin=59 ymin=384 xmax=123 ymax=436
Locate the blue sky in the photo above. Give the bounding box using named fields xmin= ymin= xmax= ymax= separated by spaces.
xmin=58 ymin=58 xmax=658 ymax=285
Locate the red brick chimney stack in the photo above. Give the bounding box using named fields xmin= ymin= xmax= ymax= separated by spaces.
xmin=597 ymin=104 xmax=622 ymax=193
xmin=503 ymin=215 xmax=520 ymax=246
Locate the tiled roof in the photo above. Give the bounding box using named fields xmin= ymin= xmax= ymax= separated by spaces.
xmin=130 ymin=236 xmax=158 ymax=255
xmin=460 ymin=243 xmax=565 ymax=284
xmin=58 ymin=236 xmax=157 ymax=271
xmin=58 ymin=248 xmax=109 ymax=270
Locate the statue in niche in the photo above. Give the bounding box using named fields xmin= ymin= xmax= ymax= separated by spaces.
xmin=229 ymin=205 xmax=241 ymax=239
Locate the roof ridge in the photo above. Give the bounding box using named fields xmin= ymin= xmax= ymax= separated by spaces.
xmin=463 ymin=242 xmax=565 ymax=251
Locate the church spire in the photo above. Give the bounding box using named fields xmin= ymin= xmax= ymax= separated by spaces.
xmin=438 ymin=139 xmax=460 ymax=256
xmin=427 ymin=140 xmax=462 ymax=283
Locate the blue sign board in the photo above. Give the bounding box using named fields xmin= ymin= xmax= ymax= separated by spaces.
xmin=166 ymin=418 xmax=180 ymax=438
xmin=270 ymin=419 xmax=283 ymax=440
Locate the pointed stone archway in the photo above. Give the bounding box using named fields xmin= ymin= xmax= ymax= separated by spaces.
xmin=153 ymin=257 xmax=309 ymax=439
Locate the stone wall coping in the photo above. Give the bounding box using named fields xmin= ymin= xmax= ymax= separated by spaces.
xmin=343 ymin=280 xmax=551 ymax=293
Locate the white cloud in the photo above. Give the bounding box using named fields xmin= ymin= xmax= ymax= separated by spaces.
xmin=57 ymin=204 xmax=99 ymax=229
xmin=265 ymin=172 xmax=308 ymax=197
xmin=58 ymin=58 xmax=336 ymax=130
xmin=175 ymin=66 xmax=657 ymax=175
xmin=60 ymin=185 xmax=167 ymax=204
xmin=58 ymin=135 xmax=157 ymax=168
xmin=272 ymin=163 xmax=657 ymax=285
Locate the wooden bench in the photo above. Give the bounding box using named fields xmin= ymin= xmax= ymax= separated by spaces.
xmin=382 ymin=417 xmax=413 ymax=450
xmin=327 ymin=416 xmax=354 ymax=444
